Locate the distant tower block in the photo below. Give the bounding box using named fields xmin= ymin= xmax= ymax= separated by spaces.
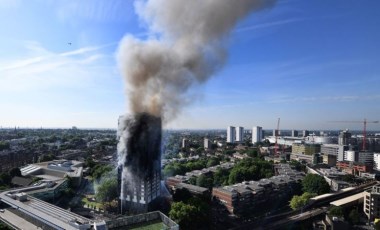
xmin=252 ymin=126 xmax=263 ymax=144
xmin=236 ymin=127 xmax=244 ymax=142
xmin=291 ymin=130 xmax=298 ymax=137
xmin=227 ymin=126 xmax=236 ymax=143
xmin=182 ymin=138 xmax=189 ymax=148
xmin=204 ymin=138 xmax=211 ymax=149
xmin=302 ymin=130 xmax=309 ymax=137
xmin=338 ymin=129 xmax=351 ymax=146
xmin=118 ymin=113 xmax=162 ymax=214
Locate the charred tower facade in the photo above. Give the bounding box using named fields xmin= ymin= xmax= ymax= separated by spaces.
xmin=117 ymin=113 xmax=161 ymax=214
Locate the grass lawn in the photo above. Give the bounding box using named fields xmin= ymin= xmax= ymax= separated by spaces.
xmin=129 ymin=221 xmax=168 ymax=230
xmin=81 ymin=195 xmax=103 ymax=209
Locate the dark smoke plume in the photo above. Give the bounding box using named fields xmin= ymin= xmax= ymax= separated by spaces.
xmin=117 ymin=0 xmax=276 ymax=122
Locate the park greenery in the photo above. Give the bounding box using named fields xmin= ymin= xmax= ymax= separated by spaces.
xmin=169 ymin=197 xmax=210 ymax=230
xmin=302 ymin=174 xmax=330 ymax=195
xmin=328 ymin=206 xmax=344 ymax=218
xmin=289 ymin=192 xmax=317 ymax=210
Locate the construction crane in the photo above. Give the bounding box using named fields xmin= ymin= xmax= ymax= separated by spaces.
xmin=275 ymin=118 xmax=280 ymax=155
xmin=329 ymin=119 xmax=379 ymax=151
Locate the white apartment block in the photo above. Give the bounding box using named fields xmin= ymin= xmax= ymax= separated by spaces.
xmin=236 ymin=127 xmax=244 ymax=142
xmin=227 ymin=126 xmax=236 ymax=143
xmin=344 ymin=150 xmax=356 ymax=162
xmin=252 ymin=126 xmax=263 ymax=144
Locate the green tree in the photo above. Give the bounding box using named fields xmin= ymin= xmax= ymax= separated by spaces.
xmin=0 ymin=141 xmax=10 ymax=151
xmin=196 ymin=174 xmax=213 ymax=188
xmin=302 ymin=174 xmax=330 ymax=195
xmin=9 ymin=168 xmax=22 ymax=178
xmin=328 ymin=206 xmax=344 ymax=218
xmin=0 ymin=173 xmax=11 ymax=186
xmin=95 ymin=178 xmax=118 ymax=203
xmin=169 ymin=202 xmax=198 ymax=228
xmin=206 ymin=157 xmax=220 ymax=167
xmin=289 ymin=192 xmax=316 ymax=210
xmin=213 ymin=168 xmax=229 ymax=186
xmin=348 ymin=209 xmax=359 ymax=224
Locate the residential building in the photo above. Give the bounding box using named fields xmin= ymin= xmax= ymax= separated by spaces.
xmin=291 ymin=130 xmax=298 ymax=137
xmin=364 ymin=185 xmax=380 ymax=221
xmin=321 ymin=144 xmax=339 ymax=156
xmin=236 ymin=127 xmax=244 ymax=142
xmin=252 ymin=126 xmax=263 ymax=144
xmin=182 ymin=138 xmax=189 ymax=148
xmin=374 ymin=153 xmax=380 ymax=171
xmin=303 ymin=130 xmax=309 ymax=137
xmin=227 ymin=126 xmax=236 ymax=143
xmin=204 ymin=138 xmax=211 ymax=149
xmin=336 ymin=161 xmax=371 ymax=174
xmin=338 ymin=145 xmax=349 ymax=162
xmin=292 ymin=142 xmax=321 ymax=155
xmin=358 ymin=152 xmax=374 ymax=166
xmin=339 ymin=130 xmax=351 ymax=146
xmin=344 ymin=150 xmax=357 ymax=162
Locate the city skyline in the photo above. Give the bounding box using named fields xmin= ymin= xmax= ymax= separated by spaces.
xmin=1 ymin=0 xmax=380 ymax=130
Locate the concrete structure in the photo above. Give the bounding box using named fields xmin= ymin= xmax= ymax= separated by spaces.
xmin=106 ymin=211 xmax=178 ymax=230
xmin=322 ymin=154 xmax=337 ymax=167
xmin=302 ymin=130 xmax=309 ymax=137
xmin=339 ymin=130 xmax=351 ymax=146
xmin=212 ymin=164 xmax=303 ymax=215
xmin=204 ymin=138 xmax=211 ymax=149
xmin=291 ymin=130 xmax=298 ymax=137
xmin=118 ymin=114 xmax=162 ymax=214
xmin=338 ymin=145 xmax=349 ymax=162
xmin=364 ymin=185 xmax=380 ymax=221
xmin=252 ymin=126 xmax=263 ymax=144
xmin=374 ymin=153 xmax=380 ymax=171
xmin=236 ymin=127 xmax=244 ymax=142
xmin=182 ymin=138 xmax=189 ymax=148
xmin=336 ymin=161 xmax=371 ymax=175
xmin=227 ymin=126 xmax=236 ymax=143
xmin=292 ymin=142 xmax=321 ymax=155
xmin=358 ymin=151 xmax=374 ymax=166
xmin=344 ymin=150 xmax=357 ymax=162
xmin=321 ymin=144 xmax=339 ymax=156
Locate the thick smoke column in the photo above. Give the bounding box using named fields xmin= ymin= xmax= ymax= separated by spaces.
xmin=117 ymin=0 xmax=276 ymax=214
xmin=118 ymin=0 xmax=276 ymax=121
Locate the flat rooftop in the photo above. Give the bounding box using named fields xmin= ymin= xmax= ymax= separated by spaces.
xmin=330 ymin=192 xmax=365 ymax=207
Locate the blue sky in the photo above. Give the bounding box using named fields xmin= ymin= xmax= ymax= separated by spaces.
xmin=0 ymin=0 xmax=379 ymax=131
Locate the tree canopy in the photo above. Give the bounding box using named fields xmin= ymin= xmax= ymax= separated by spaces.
xmin=289 ymin=192 xmax=316 ymax=210
xmin=302 ymin=174 xmax=330 ymax=195
xmin=328 ymin=206 xmax=344 ymax=218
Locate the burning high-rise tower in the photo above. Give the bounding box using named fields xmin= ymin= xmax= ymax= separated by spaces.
xmin=118 ymin=113 xmax=162 ymax=214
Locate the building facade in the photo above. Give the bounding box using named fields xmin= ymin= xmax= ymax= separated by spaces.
xmin=252 ymin=126 xmax=263 ymax=144
xmin=374 ymin=153 xmax=380 ymax=171
xmin=364 ymin=185 xmax=380 ymax=221
xmin=236 ymin=127 xmax=244 ymax=142
xmin=227 ymin=126 xmax=236 ymax=143
xmin=292 ymin=142 xmax=321 ymax=155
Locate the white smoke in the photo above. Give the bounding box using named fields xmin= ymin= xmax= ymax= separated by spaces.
xmin=117 ymin=0 xmax=276 ymax=121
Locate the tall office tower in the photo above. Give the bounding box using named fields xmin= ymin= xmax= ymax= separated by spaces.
xmin=302 ymin=130 xmax=309 ymax=137
xmin=291 ymin=130 xmax=299 ymax=137
xmin=339 ymin=129 xmax=352 ymax=146
xmin=227 ymin=126 xmax=236 ymax=143
xmin=236 ymin=127 xmax=244 ymax=142
xmin=204 ymin=138 xmax=211 ymax=149
xmin=117 ymin=113 xmax=161 ymax=214
xmin=252 ymin=126 xmax=263 ymax=144
xmin=182 ymin=138 xmax=189 ymax=148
